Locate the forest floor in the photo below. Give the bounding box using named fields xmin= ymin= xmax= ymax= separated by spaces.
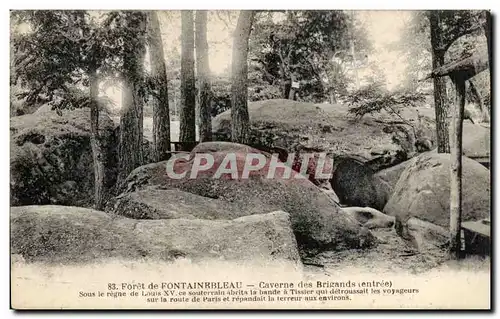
xmin=302 ymin=227 xmax=490 ymax=277
xmin=10 ymin=220 xmax=490 ymax=309
xmin=11 ymin=240 xmax=490 ymax=309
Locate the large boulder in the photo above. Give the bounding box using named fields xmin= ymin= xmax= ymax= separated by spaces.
xmin=212 ymin=99 xmax=436 ymax=169
xmin=191 ymin=141 xmax=334 ymax=186
xmin=384 ymin=152 xmax=490 ymax=232
xmin=374 ymin=124 xmax=491 ymax=218
xmin=191 ymin=141 xmax=264 ymax=155
xmin=330 ymin=156 xmax=392 ymax=210
xmin=463 ymin=122 xmax=490 ymax=158
xmin=112 ymin=186 xmax=275 ymax=220
xmin=10 ymin=107 xmax=118 ymax=207
xmin=116 ymin=149 xmax=376 ymax=252
xmin=374 ymin=123 xmax=491 ymax=197
xmin=463 ymin=122 xmax=490 ymax=168
xmin=374 ymin=160 xmax=411 ymax=194
xmin=11 ymin=205 xmax=301 ymax=264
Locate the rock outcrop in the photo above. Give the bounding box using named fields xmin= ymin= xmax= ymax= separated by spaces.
xmin=212 ymin=99 xmax=437 ymax=170
xmin=114 ymin=148 xmax=376 ymax=252
xmin=374 ymin=160 xmax=411 ymax=194
xmin=112 ymin=186 xmax=275 ymax=220
xmin=10 ymin=107 xmax=118 ymax=207
xmin=463 ymin=122 xmax=490 ymax=168
xmin=330 ymin=157 xmax=392 ymax=211
xmin=11 ymin=205 xmax=301 ymax=264
xmin=384 ymin=152 xmax=490 ymax=238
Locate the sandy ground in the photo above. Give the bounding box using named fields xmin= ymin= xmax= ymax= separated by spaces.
xmin=11 ymin=227 xmax=490 ymax=310
xmin=303 ymin=228 xmax=490 ymax=276
xmin=10 ymin=251 xmax=490 ymax=310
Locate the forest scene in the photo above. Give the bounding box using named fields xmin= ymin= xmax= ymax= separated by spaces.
xmin=9 ymin=10 xmax=491 ymax=306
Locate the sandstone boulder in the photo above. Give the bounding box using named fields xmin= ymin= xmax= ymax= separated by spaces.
xmin=374 ymin=127 xmax=491 ymax=203
xmin=384 ymin=152 xmax=490 ymax=230
xmin=212 ymin=99 xmax=436 ymax=168
xmin=112 ymin=186 xmax=275 ymax=220
xmin=10 ymin=107 xmax=118 ymax=207
xmin=330 ymin=157 xmax=392 ymax=211
xmin=191 ymin=141 xmax=334 ymax=186
xmin=11 ymin=205 xmax=300 ymax=264
xmin=116 ymin=150 xmax=375 ymax=251
xmin=191 ymin=141 xmax=265 ymax=155
xmin=463 ymin=122 xmax=490 ymax=168
xmin=374 ymin=160 xmax=411 ymax=193
xmin=405 ymin=218 xmax=449 ymax=251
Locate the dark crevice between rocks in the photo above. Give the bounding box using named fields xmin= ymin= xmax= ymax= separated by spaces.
xmin=16 ymin=132 xmax=46 ymax=146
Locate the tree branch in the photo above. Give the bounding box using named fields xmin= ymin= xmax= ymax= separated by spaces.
xmin=442 ymin=23 xmax=484 ymax=52
xmin=305 ymin=55 xmax=326 ymax=85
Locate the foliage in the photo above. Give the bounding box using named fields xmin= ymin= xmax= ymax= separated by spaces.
xmin=434 ymin=10 xmax=486 ymax=53
xmin=322 ymin=59 xmax=351 ymax=99
xmin=248 ymin=10 xmax=371 ymax=102
xmin=210 ymin=75 xmax=232 ymax=116
xmin=391 ymin=11 xmax=432 ymax=92
xmin=11 ymin=11 xmax=91 ymax=109
xmin=11 ymin=10 xmax=150 ymax=113
xmin=346 ymin=83 xmax=426 ymax=121
xmin=394 ymin=10 xmax=489 ymax=98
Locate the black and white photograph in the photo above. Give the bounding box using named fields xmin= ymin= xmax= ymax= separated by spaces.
xmin=8 ymin=8 xmax=492 ymax=310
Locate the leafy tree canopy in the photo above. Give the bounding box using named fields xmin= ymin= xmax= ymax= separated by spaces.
xmin=11 ymin=10 xmax=149 ymax=113
xmin=249 ymin=10 xmax=371 ymax=103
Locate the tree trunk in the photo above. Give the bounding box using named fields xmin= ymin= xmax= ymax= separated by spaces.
xmin=118 ymin=13 xmax=146 ymax=184
xmin=329 ymin=92 xmax=336 ymax=104
xmin=195 ymin=10 xmax=212 ymax=143
xmin=230 ymin=10 xmax=255 ymax=144
xmin=179 ymin=11 xmax=196 ymax=151
xmin=148 ymin=11 xmax=171 ymax=162
xmin=288 ymin=74 xmax=297 ymax=100
xmin=429 ymin=11 xmax=450 ymax=153
xmin=89 ymin=68 xmax=105 ymax=210
xmin=449 ymin=75 xmax=465 ymax=260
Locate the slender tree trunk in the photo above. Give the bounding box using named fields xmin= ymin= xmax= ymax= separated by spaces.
xmin=280 ymin=67 xmax=289 ymax=98
xmin=118 ymin=13 xmax=146 ymax=184
xmin=449 ymin=75 xmax=465 ymax=260
xmin=89 ymin=67 xmax=105 ymax=210
xmin=148 ymin=11 xmax=171 ymax=162
xmin=288 ymin=74 xmax=297 ymax=100
xmin=195 ymin=10 xmax=212 ymax=142
xmin=231 ymin=10 xmax=255 ymax=144
xmin=429 ymin=11 xmax=450 ymax=153
xmin=179 ymin=10 xmax=196 ymax=151
xmin=330 ymin=92 xmax=336 ymax=104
